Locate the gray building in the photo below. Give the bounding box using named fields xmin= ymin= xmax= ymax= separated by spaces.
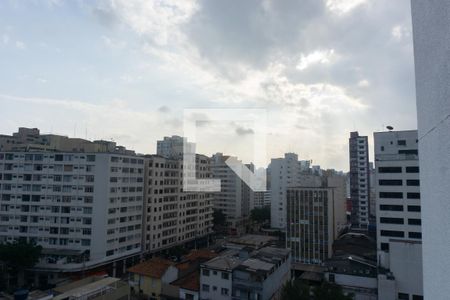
xmin=411 ymin=1 xmax=450 ymax=299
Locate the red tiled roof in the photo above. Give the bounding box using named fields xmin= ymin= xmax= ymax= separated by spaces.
xmin=171 ymin=271 xmax=200 ymax=292
xmin=184 ymin=249 xmax=217 ymax=262
xmin=128 ymin=257 xmax=174 ymax=278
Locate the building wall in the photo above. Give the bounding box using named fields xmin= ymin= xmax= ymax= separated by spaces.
xmin=199 ymin=267 xmax=233 ymax=300
xmin=349 ymin=132 xmax=370 ymax=228
xmin=179 ymin=288 xmax=199 ymax=300
xmin=411 ymin=1 xmax=450 ymax=299
xmin=286 ymin=188 xmax=333 ymax=264
xmin=0 ymin=152 xmax=144 ymax=271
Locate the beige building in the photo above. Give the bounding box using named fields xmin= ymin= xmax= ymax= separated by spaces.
xmin=143 ymin=154 xmax=213 ymax=253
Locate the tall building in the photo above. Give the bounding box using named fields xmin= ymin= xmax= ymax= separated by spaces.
xmin=411 ymin=2 xmax=450 ymax=299
xmin=0 ymin=129 xmax=144 ymax=284
xmin=374 ymin=130 xmax=423 ymax=300
xmin=349 ymin=132 xmax=370 ymax=228
xmin=286 ymin=187 xmax=335 ymax=264
xmin=157 ymin=135 xmax=195 ymax=159
xmin=210 ymin=153 xmax=251 ymax=235
xmin=142 ymin=154 xmax=213 ymax=253
xmin=268 ymin=153 xmax=317 ymax=229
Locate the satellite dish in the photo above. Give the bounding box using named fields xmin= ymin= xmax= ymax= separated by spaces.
xmin=386 ymin=126 xmax=394 ymax=131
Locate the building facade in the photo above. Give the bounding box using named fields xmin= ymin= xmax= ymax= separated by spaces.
xmin=143 ymin=154 xmax=213 ymax=253
xmin=411 ymin=1 xmax=450 ymax=299
xmin=268 ymin=153 xmax=316 ymax=230
xmin=0 ymin=150 xmax=144 ymax=277
xmin=374 ymin=130 xmax=423 ymax=300
xmin=349 ymin=132 xmax=370 ymax=229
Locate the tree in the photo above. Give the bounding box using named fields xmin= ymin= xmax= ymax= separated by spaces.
xmin=213 ymin=209 xmax=226 ymax=228
xmin=250 ymin=206 xmax=270 ymax=223
xmin=280 ymin=279 xmax=310 ymax=300
xmin=280 ymin=280 xmax=353 ymax=300
xmin=0 ymin=240 xmax=42 ymax=289
xmin=313 ymin=282 xmax=353 ymax=300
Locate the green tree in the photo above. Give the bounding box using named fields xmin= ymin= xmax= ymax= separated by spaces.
xmin=313 ymin=282 xmax=353 ymax=300
xmin=0 ymin=240 xmax=42 ymax=288
xmin=213 ymin=209 xmax=226 ymax=228
xmin=250 ymin=206 xmax=270 ymax=223
xmin=281 ymin=279 xmax=310 ymax=300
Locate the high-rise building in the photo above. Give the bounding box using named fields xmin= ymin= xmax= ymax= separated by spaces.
xmin=286 ymin=187 xmax=335 ymax=264
xmin=268 ymin=153 xmax=317 ymax=229
xmin=0 ymin=129 xmax=145 ymax=284
xmin=210 ymin=153 xmax=252 ymax=235
xmin=374 ymin=130 xmax=423 ymax=300
xmin=411 ymin=2 xmax=450 ymax=299
xmin=142 ymin=154 xmax=213 ymax=253
xmin=157 ymin=135 xmax=195 ymax=159
xmin=349 ymin=132 xmax=370 ymax=228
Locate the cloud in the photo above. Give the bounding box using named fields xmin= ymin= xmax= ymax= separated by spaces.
xmin=326 ymin=0 xmax=368 ymax=15
xmin=297 ymin=49 xmax=337 ymax=71
xmin=235 ymin=126 xmax=254 ymax=136
xmin=158 ymin=105 xmax=170 ymax=113
xmin=15 ymin=41 xmax=26 ymax=49
xmin=2 ymin=34 xmax=9 ymax=45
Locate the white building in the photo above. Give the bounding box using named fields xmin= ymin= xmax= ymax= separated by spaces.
xmin=143 ymin=154 xmax=213 ymax=253
xmin=268 ymin=153 xmax=318 ymax=230
xmin=211 ymin=153 xmax=251 ymax=235
xmin=0 ymin=151 xmax=144 ymax=279
xmin=411 ymin=1 xmax=450 ymax=299
xmin=286 ymin=183 xmax=346 ymax=264
xmin=349 ymin=132 xmax=370 ymax=229
xmin=374 ymin=130 xmax=423 ymax=300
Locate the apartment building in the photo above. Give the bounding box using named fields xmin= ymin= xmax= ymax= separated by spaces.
xmin=286 ymin=187 xmax=334 ymax=264
xmin=210 ymin=153 xmax=252 ymax=235
xmin=349 ymin=131 xmax=370 ymax=229
xmin=251 ymin=191 xmax=270 ymax=209
xmin=268 ymin=153 xmax=316 ymax=230
xmin=199 ymin=247 xmax=291 ymax=300
xmin=0 ymin=150 xmax=144 ymax=279
xmin=157 ymin=135 xmax=194 ymax=159
xmin=143 ymin=154 xmax=213 ymax=253
xmin=374 ymin=130 xmax=423 ymax=300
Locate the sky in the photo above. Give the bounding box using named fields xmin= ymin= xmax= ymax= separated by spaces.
xmin=0 ymin=0 xmax=417 ymax=171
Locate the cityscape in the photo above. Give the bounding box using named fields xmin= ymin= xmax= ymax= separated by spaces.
xmin=0 ymin=1 xmax=448 ymax=300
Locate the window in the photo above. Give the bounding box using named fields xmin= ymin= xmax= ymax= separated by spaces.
xmin=380 ymin=230 xmax=404 ymax=238
xmin=397 ymin=140 xmax=406 ymax=146
xmin=379 ymin=192 xmax=403 ymax=199
xmin=408 ymin=219 xmax=421 ymax=226
xmin=221 ymin=272 xmax=229 ymax=280
xmin=408 ymin=205 xmax=421 ymax=212
xmin=379 ymin=179 xmax=402 ymax=186
xmin=407 ymin=180 xmax=420 ymax=186
xmin=398 ymin=293 xmax=409 ymax=300
xmin=409 ymin=232 xmax=422 ymax=239
xmin=412 ymin=295 xmax=424 ymax=300
xmin=407 ymin=192 xmax=420 ymax=199
xmin=406 ymin=166 xmax=419 ymax=173
xmin=380 ymin=217 xmax=404 ymax=224
xmin=202 ymin=269 xmax=210 ymax=276
xmin=381 ymin=243 xmax=389 ymax=251
xmin=399 ymin=149 xmax=418 ymax=155
xmin=202 ymin=284 xmax=210 ymax=292
xmin=86 ymin=155 xmax=96 ymax=162
xmin=221 ymin=288 xmax=229 ymax=296
xmin=379 ymin=167 xmax=402 ymax=173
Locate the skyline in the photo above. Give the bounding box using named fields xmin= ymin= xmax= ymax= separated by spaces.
xmin=0 ymin=0 xmax=417 ymax=171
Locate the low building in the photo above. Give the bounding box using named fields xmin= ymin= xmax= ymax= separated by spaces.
xmin=128 ymin=257 xmax=178 ymax=300
xmin=324 ymin=255 xmax=377 ymax=300
xmin=199 ymin=247 xmax=291 ymax=300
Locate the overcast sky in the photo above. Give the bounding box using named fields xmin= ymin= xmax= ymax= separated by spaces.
xmin=0 ymin=0 xmax=416 ymax=170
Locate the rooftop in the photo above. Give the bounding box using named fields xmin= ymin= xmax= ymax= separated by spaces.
xmin=128 ymin=257 xmax=175 ymax=278
xmin=171 ymin=270 xmax=200 ymax=292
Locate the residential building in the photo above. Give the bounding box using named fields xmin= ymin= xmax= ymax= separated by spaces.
xmin=199 ymin=247 xmax=291 ymax=300
xmin=128 ymin=257 xmax=179 ymax=300
xmin=143 ymin=154 xmax=213 ymax=253
xmin=268 ymin=153 xmax=318 ymax=230
xmin=349 ymin=132 xmax=370 ymax=229
xmin=0 ymin=132 xmax=144 ymax=284
xmin=374 ymin=130 xmax=423 ymax=300
xmin=210 ymin=153 xmax=252 ymax=235
xmin=286 ymin=187 xmax=334 ymax=264
xmin=251 ymin=191 xmax=270 ymax=210
xmin=157 ymin=135 xmax=195 ymax=159
xmin=411 ymin=2 xmax=450 ymax=299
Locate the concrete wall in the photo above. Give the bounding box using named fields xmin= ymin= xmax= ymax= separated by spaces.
xmin=411 ymin=1 xmax=450 ymax=299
